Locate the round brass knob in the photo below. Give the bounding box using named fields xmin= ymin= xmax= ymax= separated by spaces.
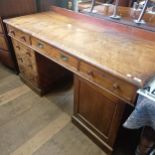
xmin=10 ymin=30 xmax=15 ymax=36
xmin=113 ymin=83 xmax=119 ymax=90
xmin=16 ymin=46 xmax=20 ymax=50
xmin=88 ymin=71 xmax=94 ymax=77
xmin=37 ymin=43 xmax=44 ymax=49
xmin=21 ymin=36 xmax=26 ymax=42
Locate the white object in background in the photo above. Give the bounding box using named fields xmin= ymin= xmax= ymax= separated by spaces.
xmin=137 ymin=76 xmax=155 ymax=102
xmin=150 ymin=149 xmax=155 ymax=155
xmin=72 ymin=0 xmax=79 ymax=12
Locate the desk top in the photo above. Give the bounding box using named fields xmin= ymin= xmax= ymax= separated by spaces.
xmin=4 ymin=7 xmax=155 ymax=88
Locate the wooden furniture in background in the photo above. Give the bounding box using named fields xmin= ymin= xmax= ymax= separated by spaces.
xmin=0 ymin=0 xmax=37 ymax=70
xmin=118 ymin=0 xmax=132 ymax=6
xmin=0 ymin=0 xmax=37 ymax=18
xmin=0 ymin=17 xmax=15 ymax=68
xmin=4 ymin=6 xmax=155 ymax=154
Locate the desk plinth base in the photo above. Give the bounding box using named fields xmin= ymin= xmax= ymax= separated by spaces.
xmin=72 ymin=115 xmax=113 ymax=155
xmin=19 ymin=72 xmax=73 ymax=96
xmin=19 ymin=73 xmax=43 ymax=96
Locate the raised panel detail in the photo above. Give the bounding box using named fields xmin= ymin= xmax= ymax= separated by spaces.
xmin=73 ymin=76 xmax=125 ymax=154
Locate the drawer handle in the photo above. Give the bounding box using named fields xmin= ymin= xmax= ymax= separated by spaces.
xmin=88 ymin=71 xmax=95 ymax=77
xmin=37 ymin=42 xmax=44 ymax=49
xmin=10 ymin=30 xmax=15 ymax=36
xmin=113 ymin=83 xmax=119 ymax=90
xmin=16 ymin=46 xmax=20 ymax=50
xmin=21 ymin=36 xmax=26 ymax=42
xmin=28 ymin=64 xmax=33 ymax=68
xmin=26 ymin=52 xmax=31 ymax=57
xmin=60 ymin=54 xmax=69 ymax=62
xmin=18 ymin=58 xmax=23 ymax=63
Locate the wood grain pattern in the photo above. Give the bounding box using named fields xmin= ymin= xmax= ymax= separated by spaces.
xmin=0 ymin=85 xmax=29 ymax=107
xmin=73 ymin=75 xmax=125 ymax=154
xmin=0 ymin=50 xmax=15 ymax=68
xmin=8 ymin=25 xmax=136 ymax=104
xmin=12 ymin=38 xmax=72 ymax=95
xmin=10 ymin=113 xmax=70 ymax=155
xmin=4 ymin=7 xmax=155 ymax=154
xmin=0 ymin=34 xmax=8 ymax=50
xmin=79 ymin=61 xmax=137 ymax=104
xmin=51 ymin=6 xmax=155 ymax=40
xmin=118 ymin=0 xmax=131 ymax=6
xmin=0 ymin=64 xmax=106 ymax=155
xmin=8 ymin=26 xmax=31 ymax=45
xmin=4 ymin=10 xmax=155 ymax=88
xmin=32 ymin=37 xmax=79 ymax=72
xmin=12 ymin=39 xmax=39 ymax=87
xmin=0 ymin=18 xmax=3 ymax=33
xmin=0 ymin=0 xmax=37 ymax=70
xmin=0 ymin=0 xmax=36 ymax=18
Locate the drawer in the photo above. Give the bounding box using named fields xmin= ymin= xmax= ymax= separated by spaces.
xmin=32 ymin=37 xmax=79 ymax=71
xmin=8 ymin=26 xmax=31 ymax=45
xmin=79 ymin=62 xmax=137 ymax=104
xmin=12 ymin=39 xmax=38 ymax=85
xmin=0 ymin=34 xmax=8 ymax=50
xmin=13 ymin=39 xmax=35 ymax=62
xmin=12 ymin=39 xmax=27 ymax=59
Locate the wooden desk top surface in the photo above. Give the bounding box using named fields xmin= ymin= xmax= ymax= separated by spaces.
xmin=4 ymin=8 xmax=155 ymax=88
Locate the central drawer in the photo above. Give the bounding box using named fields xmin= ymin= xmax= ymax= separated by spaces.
xmin=32 ymin=37 xmax=79 ymax=71
xmin=8 ymin=26 xmax=31 ymax=45
xmin=79 ymin=62 xmax=137 ymax=104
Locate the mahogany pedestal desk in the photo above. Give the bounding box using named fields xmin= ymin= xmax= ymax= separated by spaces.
xmin=4 ymin=6 xmax=155 ymax=154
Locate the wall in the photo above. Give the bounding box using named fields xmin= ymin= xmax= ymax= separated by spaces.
xmin=0 ymin=0 xmax=37 ymax=18
xmin=37 ymin=0 xmax=68 ymax=11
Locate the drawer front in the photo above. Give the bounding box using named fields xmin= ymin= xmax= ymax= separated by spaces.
xmin=8 ymin=26 xmax=31 ymax=45
xmin=12 ymin=39 xmax=38 ymax=85
xmin=79 ymin=62 xmax=137 ymax=104
xmin=0 ymin=34 xmax=8 ymax=50
xmin=32 ymin=37 xmax=79 ymax=71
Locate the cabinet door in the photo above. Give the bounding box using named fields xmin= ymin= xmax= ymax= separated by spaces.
xmin=73 ymin=76 xmax=125 ymax=154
